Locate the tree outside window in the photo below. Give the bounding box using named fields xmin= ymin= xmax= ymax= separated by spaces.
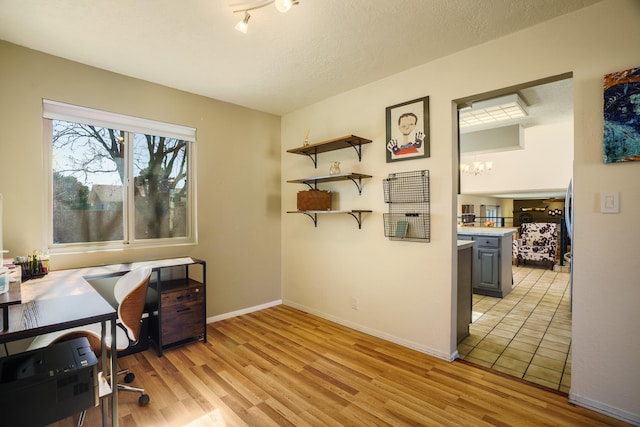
xmin=51 ymin=119 xmax=191 ymax=246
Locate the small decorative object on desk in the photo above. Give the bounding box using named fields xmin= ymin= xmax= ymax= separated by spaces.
xmin=485 ymin=221 xmax=495 ymax=227
xmin=329 ymin=161 xmax=341 ymax=175
xmin=14 ymin=252 xmax=49 ymax=281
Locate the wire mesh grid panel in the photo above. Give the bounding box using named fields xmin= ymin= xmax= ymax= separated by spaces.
xmin=383 ymin=170 xmax=430 ymax=203
xmin=383 ymin=213 xmax=430 ymax=242
xmin=383 ymin=170 xmax=430 ymax=242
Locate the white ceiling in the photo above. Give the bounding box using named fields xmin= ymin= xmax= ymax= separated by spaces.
xmin=460 ymin=77 xmax=574 ymax=200
xmin=0 ymin=0 xmax=600 ymax=116
xmin=460 ymin=78 xmax=575 ymax=135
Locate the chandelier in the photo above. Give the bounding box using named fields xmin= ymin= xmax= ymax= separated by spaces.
xmin=460 ymin=161 xmax=493 ymax=176
xmin=233 ymin=0 xmax=299 ymax=33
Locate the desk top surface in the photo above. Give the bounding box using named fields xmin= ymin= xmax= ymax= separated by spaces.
xmin=0 ymin=257 xmax=199 ymax=343
xmin=0 ymin=281 xmax=22 ymax=307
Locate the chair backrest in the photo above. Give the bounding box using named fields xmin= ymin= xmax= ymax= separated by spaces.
xmin=521 ymin=222 xmax=557 ymax=246
xmin=113 ymin=266 xmax=152 ymax=342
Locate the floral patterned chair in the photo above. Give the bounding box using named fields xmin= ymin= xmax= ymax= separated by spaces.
xmin=512 ymin=222 xmax=558 ymax=269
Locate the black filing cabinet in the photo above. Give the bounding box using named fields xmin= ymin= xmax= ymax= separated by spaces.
xmin=148 ymin=259 xmax=206 ymax=356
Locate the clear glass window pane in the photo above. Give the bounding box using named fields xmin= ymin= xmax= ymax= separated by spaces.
xmin=51 ymin=120 xmax=125 ymax=244
xmin=133 ymin=133 xmax=189 ymax=240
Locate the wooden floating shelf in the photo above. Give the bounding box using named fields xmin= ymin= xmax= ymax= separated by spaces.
xmin=287 ymin=210 xmax=372 ymax=229
xmin=287 ymin=172 xmax=372 ymax=194
xmin=287 ymin=135 xmax=372 ymax=167
xmin=287 ymin=172 xmax=372 ymax=184
xmin=287 ymin=135 xmax=372 ymax=155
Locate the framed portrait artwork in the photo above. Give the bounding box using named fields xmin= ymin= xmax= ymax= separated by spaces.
xmin=386 ymin=96 xmax=430 ymax=163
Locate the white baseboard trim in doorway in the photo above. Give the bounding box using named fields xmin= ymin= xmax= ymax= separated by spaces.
xmin=569 ymin=393 xmax=640 ymax=425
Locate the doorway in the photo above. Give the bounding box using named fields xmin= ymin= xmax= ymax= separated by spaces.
xmin=454 ymin=74 xmax=574 ymax=392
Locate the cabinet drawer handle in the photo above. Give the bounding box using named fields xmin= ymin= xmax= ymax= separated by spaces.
xmin=176 ymin=294 xmax=192 ymax=301
xmin=176 ymin=307 xmax=192 ymax=313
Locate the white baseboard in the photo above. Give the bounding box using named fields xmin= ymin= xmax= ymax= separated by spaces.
xmin=206 ymin=299 xmax=282 ymax=323
xmin=569 ymin=393 xmax=640 ymax=426
xmin=283 ymin=300 xmax=455 ymax=361
xmin=206 ymin=302 xmax=639 ymax=425
xmin=206 ymin=299 xmax=459 ymax=362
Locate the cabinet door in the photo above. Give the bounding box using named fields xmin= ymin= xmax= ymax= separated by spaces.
xmin=161 ymin=300 xmax=205 ymax=345
xmin=477 ymin=248 xmax=500 ymax=290
xmin=160 ymin=286 xmax=205 ymax=346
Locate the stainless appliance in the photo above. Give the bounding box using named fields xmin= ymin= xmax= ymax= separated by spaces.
xmin=565 ymin=178 xmax=573 ymax=310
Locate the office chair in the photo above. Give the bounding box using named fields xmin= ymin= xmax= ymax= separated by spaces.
xmin=28 ymin=266 xmax=153 ymax=419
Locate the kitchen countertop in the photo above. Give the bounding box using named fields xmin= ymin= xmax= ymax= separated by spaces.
xmin=457 ymin=227 xmax=518 ymax=237
xmin=457 ymin=240 xmax=475 ymax=249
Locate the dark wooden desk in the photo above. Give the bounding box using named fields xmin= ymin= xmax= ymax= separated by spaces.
xmin=0 ymin=269 xmax=118 ymax=426
xmin=0 ymin=257 xmax=203 ymax=425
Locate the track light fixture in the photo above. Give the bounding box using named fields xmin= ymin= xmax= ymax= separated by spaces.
xmin=233 ymin=0 xmax=299 ymax=33
xmin=235 ymin=11 xmax=250 ymax=34
xmin=274 ymin=0 xmax=295 ymax=13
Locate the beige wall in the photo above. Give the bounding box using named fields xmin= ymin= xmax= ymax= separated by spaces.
xmin=0 ymin=40 xmax=283 ymax=317
xmin=281 ymin=0 xmax=640 ymax=422
xmin=1 ymin=0 xmax=639 ymax=422
xmin=461 ymin=121 xmax=574 ymax=195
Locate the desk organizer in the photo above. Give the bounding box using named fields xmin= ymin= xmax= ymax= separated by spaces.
xmin=15 ymin=257 xmax=48 ymax=281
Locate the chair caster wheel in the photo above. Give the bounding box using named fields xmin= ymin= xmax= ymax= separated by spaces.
xmin=138 ymin=394 xmax=150 ymax=406
xmin=124 ymin=372 xmax=135 ymax=383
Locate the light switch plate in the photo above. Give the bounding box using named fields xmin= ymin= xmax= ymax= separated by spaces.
xmin=600 ymin=192 xmax=620 ymax=213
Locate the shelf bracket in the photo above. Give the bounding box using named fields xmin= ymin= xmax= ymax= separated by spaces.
xmin=300 ymin=212 xmax=318 ymax=227
xmin=346 ymin=141 xmax=363 ymax=161
xmin=346 ymin=211 xmax=364 ymax=229
xmin=303 ymin=179 xmax=318 ymax=190
xmin=300 ymin=176 xmax=364 ymax=193
xmin=302 ymin=150 xmax=318 ymax=168
xmin=346 ymin=176 xmax=364 ymax=194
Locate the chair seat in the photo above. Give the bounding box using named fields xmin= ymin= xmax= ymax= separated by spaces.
xmin=513 ymin=222 xmax=558 ymax=267
xmin=516 ymin=243 xmax=556 ymax=261
xmin=28 ymin=320 xmax=131 ymax=353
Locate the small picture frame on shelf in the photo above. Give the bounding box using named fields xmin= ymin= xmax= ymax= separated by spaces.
xmin=385 ymin=96 xmax=430 ymax=163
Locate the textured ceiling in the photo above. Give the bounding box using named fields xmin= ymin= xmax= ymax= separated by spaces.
xmin=0 ymin=0 xmax=600 ymax=115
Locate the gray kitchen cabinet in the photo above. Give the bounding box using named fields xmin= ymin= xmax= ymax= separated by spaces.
xmin=477 ymin=240 xmax=500 ymax=291
xmin=457 ymin=241 xmax=474 ymax=343
xmin=458 ymin=228 xmax=516 ymax=298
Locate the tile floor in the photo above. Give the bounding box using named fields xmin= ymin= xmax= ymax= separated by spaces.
xmin=458 ymin=265 xmax=572 ymax=393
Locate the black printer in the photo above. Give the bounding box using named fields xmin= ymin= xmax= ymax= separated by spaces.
xmin=0 ymin=337 xmax=98 ymax=426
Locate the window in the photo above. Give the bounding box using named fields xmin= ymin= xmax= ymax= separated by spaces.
xmin=44 ymin=100 xmax=196 ymax=251
xmin=486 ymin=206 xmax=498 ymax=222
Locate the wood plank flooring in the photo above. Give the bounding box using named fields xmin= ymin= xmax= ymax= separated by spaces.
xmin=50 ymin=305 xmax=629 ymax=426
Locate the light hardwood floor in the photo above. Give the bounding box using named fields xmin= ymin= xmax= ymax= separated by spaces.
xmin=51 ymin=305 xmax=628 ymax=426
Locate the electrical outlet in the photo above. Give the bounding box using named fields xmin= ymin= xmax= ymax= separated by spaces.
xmin=351 ymin=297 xmax=359 ymax=310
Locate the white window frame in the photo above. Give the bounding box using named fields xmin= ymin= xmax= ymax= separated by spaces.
xmin=43 ymin=100 xmax=198 ymax=253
